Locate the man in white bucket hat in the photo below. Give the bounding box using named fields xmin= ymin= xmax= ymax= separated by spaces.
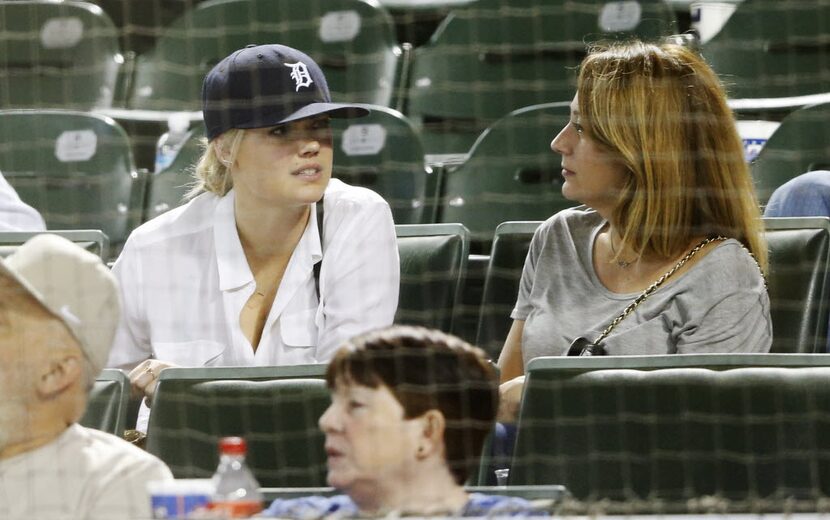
xmin=0 ymin=234 xmax=171 ymax=519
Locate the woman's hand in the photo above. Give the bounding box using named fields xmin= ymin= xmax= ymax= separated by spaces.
xmin=128 ymin=360 xmax=177 ymax=407
xmin=498 ymin=375 xmax=526 ymax=423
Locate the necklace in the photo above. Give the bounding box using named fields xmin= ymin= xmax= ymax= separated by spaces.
xmin=608 ymin=234 xmax=635 ymax=269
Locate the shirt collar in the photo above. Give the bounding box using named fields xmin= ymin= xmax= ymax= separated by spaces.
xmin=213 ymin=190 xmax=253 ymax=291
xmin=213 ymin=192 xmax=323 ymax=292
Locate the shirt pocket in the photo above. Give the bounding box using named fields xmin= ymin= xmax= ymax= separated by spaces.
xmin=152 ymin=340 xmax=225 ymax=367
xmin=280 ymin=308 xmax=319 ymax=348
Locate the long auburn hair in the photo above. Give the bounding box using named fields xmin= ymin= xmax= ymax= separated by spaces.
xmin=577 ymin=41 xmax=767 ymax=273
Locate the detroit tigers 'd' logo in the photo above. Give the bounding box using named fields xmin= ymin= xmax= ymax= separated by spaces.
xmin=285 ymin=61 xmax=314 ymax=91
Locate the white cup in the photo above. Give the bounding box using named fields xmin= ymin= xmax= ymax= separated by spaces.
xmin=147 ymin=479 xmax=215 ymax=519
xmin=494 ymin=468 xmax=510 ymax=487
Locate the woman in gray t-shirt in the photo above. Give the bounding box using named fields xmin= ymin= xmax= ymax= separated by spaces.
xmin=497 ymin=41 xmax=771 ymax=422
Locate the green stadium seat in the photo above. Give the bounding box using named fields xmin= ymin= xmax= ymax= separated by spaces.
xmin=700 ymin=0 xmax=830 ymax=100
xmin=765 ymin=217 xmax=830 ymax=354
xmin=144 ymin=105 xmax=433 ymax=225
xmin=0 ymin=229 xmax=109 ymax=259
xmin=475 ymin=217 xmax=830 ymax=360
xmin=0 ymin=0 xmax=123 ymax=109
xmin=143 ymin=125 xmax=202 ymax=222
xmin=406 ymin=0 xmax=676 ymax=154
xmin=751 ymin=102 xmax=830 ymax=206
xmin=333 ymin=105 xmax=433 ymax=225
xmin=145 ymin=365 xmax=329 ymax=487
xmin=476 ymin=222 xmax=539 ymax=360
xmin=395 ymin=223 xmax=469 ymax=333
xmin=128 ymin=0 xmax=405 ymax=111
xmin=438 ymin=102 xmax=576 ymax=252
xmin=511 ymin=354 xmax=830 ymax=510
xmin=0 ymin=110 xmax=146 ymax=252
xmin=90 ymin=0 xmax=196 ymax=56
xmin=80 ymin=368 xmax=130 ymax=435
xmin=376 ymin=0 xmax=463 ymax=48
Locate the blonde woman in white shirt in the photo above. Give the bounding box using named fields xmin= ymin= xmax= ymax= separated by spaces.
xmin=107 ymin=44 xmax=400 ymax=429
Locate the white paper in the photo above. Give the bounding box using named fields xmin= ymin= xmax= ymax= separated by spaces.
xmin=54 ymin=130 xmax=98 ymax=162
xmin=598 ymin=1 xmax=642 ymax=32
xmin=40 ymin=17 xmax=84 ymax=49
xmin=341 ymin=124 xmax=387 ymax=156
xmin=319 ymin=11 xmax=361 ymax=43
xmin=690 ymin=2 xmax=738 ymax=44
xmin=737 ymin=120 xmax=780 ymax=162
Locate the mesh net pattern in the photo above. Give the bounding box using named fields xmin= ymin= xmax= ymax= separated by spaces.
xmin=1 ymin=0 xmax=830 ymax=515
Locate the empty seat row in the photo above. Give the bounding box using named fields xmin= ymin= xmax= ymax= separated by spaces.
xmin=0 ymin=0 xmax=404 ymax=111
xmin=4 ymin=0 xmax=828 ymax=156
xmin=510 ymin=353 xmax=830 ymax=510
xmin=3 ymin=99 xmax=828 ymax=258
xmin=85 ymin=352 xmax=830 ymax=511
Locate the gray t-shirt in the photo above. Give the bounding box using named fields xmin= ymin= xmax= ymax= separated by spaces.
xmin=512 ymin=206 xmax=772 ymax=365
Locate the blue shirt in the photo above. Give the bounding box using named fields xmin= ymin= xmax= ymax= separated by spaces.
xmin=262 ymin=493 xmax=550 ymax=518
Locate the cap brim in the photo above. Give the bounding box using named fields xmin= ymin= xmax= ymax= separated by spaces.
xmin=278 ymin=102 xmax=370 ymax=125
xmin=209 ymin=103 xmax=370 ymax=138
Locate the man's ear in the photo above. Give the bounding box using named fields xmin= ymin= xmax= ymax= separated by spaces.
xmin=36 ymin=351 xmax=83 ymax=398
xmin=416 ymin=410 xmax=446 ymax=459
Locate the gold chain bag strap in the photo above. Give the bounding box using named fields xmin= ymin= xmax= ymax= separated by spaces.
xmin=567 ymin=236 xmax=733 ymax=357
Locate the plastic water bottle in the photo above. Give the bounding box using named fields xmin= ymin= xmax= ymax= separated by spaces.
xmin=154 ymin=112 xmax=191 ymax=173
xmin=210 ymin=437 xmax=263 ymax=518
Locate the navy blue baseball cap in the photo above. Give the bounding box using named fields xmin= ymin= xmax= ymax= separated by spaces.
xmin=202 ymin=44 xmax=369 ymax=140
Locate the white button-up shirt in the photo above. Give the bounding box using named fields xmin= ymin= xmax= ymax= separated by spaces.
xmin=0 ymin=170 xmax=46 ymax=231
xmin=108 ymin=178 xmax=400 ymax=370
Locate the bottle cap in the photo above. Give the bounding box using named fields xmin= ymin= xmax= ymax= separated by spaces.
xmin=218 ymin=436 xmax=248 ymax=455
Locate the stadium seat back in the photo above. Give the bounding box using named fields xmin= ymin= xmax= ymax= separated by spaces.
xmin=143 ymin=127 xmax=203 ymax=222
xmin=129 ymin=0 xmax=401 ymax=110
xmin=512 ymin=354 xmax=830 ymax=508
xmin=146 ymin=365 xmax=329 ymax=487
xmin=80 ymin=369 xmax=130 ymax=436
xmin=0 ymin=1 xmax=121 ymax=109
xmin=751 ymin=102 xmax=830 ymax=205
xmin=700 ymin=0 xmax=830 ymax=99
xmin=333 ymin=105 xmax=431 ymax=224
xmin=407 ymin=0 xmax=676 ymax=153
xmin=0 ymin=229 xmax=109 ymax=259
xmin=395 ymin=223 xmax=469 ymax=333
xmin=0 ymin=110 xmax=143 ymax=249
xmin=438 ymin=103 xmax=576 ymax=251
xmin=476 ymin=221 xmax=541 ymax=359
xmin=92 ymin=0 xmax=193 ymax=55
xmin=764 ymin=217 xmax=830 ymax=353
